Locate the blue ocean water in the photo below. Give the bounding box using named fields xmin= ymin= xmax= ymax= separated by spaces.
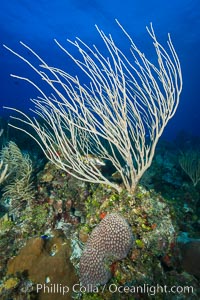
xmin=0 ymin=0 xmax=199 ymax=139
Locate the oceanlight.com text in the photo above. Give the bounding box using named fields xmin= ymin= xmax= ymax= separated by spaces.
xmin=36 ymin=283 xmax=194 ymax=296
xmin=107 ymin=283 xmax=194 ymax=296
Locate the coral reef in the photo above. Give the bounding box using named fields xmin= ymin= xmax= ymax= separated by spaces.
xmin=72 ymin=183 xmax=199 ymax=299
xmin=79 ymin=213 xmax=134 ymax=287
xmin=0 ymin=134 xmax=199 ymax=300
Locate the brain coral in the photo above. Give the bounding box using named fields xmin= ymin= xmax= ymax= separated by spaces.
xmin=79 ymin=213 xmax=134 ymax=286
